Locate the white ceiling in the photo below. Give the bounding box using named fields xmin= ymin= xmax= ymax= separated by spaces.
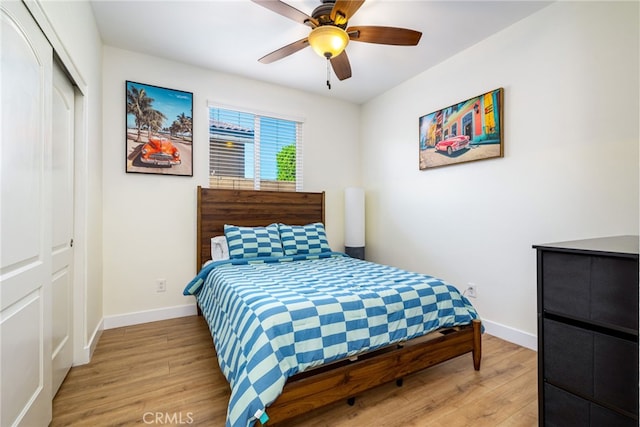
xmin=90 ymin=0 xmax=552 ymax=104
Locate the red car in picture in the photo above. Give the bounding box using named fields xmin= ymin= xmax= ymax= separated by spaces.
xmin=140 ymin=136 xmax=181 ymax=166
xmin=435 ymin=135 xmax=470 ymax=156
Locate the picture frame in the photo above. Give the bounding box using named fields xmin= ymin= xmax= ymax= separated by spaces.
xmin=419 ymin=87 xmax=503 ymax=170
xmin=126 ymin=81 xmax=193 ymax=176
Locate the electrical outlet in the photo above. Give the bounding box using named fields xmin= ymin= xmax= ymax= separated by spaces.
xmin=466 ymin=283 xmax=477 ymax=298
xmin=156 ymin=279 xmax=167 ymax=293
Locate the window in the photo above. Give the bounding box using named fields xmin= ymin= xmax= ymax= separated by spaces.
xmin=208 ymin=106 xmax=303 ymax=191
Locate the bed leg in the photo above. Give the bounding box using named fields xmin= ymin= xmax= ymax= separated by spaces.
xmin=347 ymin=397 xmax=356 ymax=406
xmin=472 ymin=319 xmax=482 ymax=371
xmin=396 ymin=378 xmax=403 ymax=387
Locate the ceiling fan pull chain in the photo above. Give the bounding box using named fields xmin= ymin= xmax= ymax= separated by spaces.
xmin=326 ymin=59 xmax=331 ymax=90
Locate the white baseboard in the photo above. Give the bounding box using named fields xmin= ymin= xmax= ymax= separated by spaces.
xmin=482 ymin=319 xmax=537 ymax=351
xmin=88 ymin=319 xmax=103 ymax=358
xmin=103 ymin=304 xmax=197 ymax=330
xmin=73 ymin=318 xmax=103 ymax=366
xmin=87 ymin=319 xmax=104 ymax=359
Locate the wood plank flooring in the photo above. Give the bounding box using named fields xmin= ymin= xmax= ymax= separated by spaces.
xmin=52 ymin=316 xmax=537 ymax=426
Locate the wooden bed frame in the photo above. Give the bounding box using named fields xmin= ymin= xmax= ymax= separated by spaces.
xmin=195 ymin=186 xmax=481 ymax=425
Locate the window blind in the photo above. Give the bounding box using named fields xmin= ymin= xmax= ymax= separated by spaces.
xmin=209 ymin=106 xmax=303 ymax=191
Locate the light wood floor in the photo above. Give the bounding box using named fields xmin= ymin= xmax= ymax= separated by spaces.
xmin=52 ymin=316 xmax=538 ymax=426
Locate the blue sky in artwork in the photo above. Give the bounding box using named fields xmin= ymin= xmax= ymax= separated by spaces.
xmin=126 ymin=81 xmax=192 ymax=130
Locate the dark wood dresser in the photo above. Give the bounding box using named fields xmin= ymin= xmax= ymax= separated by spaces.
xmin=533 ymin=236 xmax=639 ymax=426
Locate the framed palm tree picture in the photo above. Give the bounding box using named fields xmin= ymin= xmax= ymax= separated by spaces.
xmin=126 ymin=81 xmax=193 ymax=176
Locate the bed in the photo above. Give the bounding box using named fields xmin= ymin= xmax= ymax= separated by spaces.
xmin=186 ymin=186 xmax=482 ymax=427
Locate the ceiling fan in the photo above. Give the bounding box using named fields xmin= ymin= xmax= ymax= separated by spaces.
xmin=252 ymin=0 xmax=422 ymax=88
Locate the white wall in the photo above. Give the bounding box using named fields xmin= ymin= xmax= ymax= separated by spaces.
xmin=101 ymin=47 xmax=360 ymax=321
xmin=361 ymin=1 xmax=639 ymax=348
xmin=100 ymin=2 xmax=639 ymax=348
xmin=35 ymin=0 xmax=104 ymax=362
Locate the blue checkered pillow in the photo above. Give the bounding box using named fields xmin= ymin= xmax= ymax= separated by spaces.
xmin=224 ymin=223 xmax=284 ymax=259
xmin=278 ymin=222 xmax=331 ymax=256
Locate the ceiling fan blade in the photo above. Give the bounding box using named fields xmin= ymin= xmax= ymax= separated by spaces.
xmin=331 ymin=0 xmax=365 ymax=24
xmin=348 ymin=26 xmax=422 ymax=46
xmin=330 ymin=51 xmax=352 ymax=81
xmin=259 ymin=37 xmax=309 ymax=64
xmin=251 ymin=0 xmax=318 ymax=27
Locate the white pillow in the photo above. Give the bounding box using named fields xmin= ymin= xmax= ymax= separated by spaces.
xmin=210 ymin=235 xmax=230 ymax=261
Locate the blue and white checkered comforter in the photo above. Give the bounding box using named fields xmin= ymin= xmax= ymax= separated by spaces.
xmin=184 ymin=252 xmax=480 ymax=427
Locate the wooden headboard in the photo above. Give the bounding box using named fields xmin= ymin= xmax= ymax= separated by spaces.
xmin=196 ymin=186 xmax=325 ymax=270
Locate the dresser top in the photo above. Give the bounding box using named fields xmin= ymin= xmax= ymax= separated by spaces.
xmin=533 ymin=235 xmax=639 ymax=257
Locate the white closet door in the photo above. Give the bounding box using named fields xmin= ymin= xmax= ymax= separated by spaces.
xmin=1 ymin=1 xmax=53 ymax=426
xmin=51 ymin=61 xmax=75 ymax=396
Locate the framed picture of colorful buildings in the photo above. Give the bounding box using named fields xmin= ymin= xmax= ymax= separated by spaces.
xmin=419 ymin=88 xmax=503 ymax=170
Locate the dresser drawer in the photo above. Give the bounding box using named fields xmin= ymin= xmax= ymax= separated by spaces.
xmin=544 ymin=383 xmax=637 ymax=427
xmin=590 ymin=255 xmax=639 ymax=331
xmin=543 ymin=318 xmax=638 ymax=415
xmin=542 ymin=252 xmax=638 ymax=331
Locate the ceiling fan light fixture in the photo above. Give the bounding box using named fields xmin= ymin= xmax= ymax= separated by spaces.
xmin=308 ymin=25 xmax=349 ymax=59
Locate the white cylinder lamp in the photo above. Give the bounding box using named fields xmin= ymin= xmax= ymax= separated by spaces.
xmin=344 ymin=187 xmax=365 ymax=260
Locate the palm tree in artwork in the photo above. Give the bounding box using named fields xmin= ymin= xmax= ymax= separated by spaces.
xmin=175 ymin=112 xmax=193 ymax=140
xmin=126 ymin=85 xmax=154 ymax=142
xmin=144 ymin=109 xmax=167 ymax=139
xmin=169 ymin=122 xmax=180 ymax=138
